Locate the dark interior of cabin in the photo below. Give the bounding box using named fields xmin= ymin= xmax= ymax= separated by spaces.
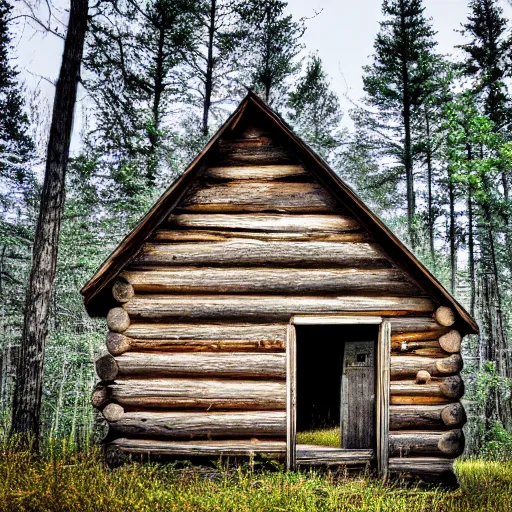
xmin=296 ymin=324 xmax=379 ymax=449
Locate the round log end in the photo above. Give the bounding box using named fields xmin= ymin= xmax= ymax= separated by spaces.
xmin=441 ymin=402 xmax=467 ymax=427
xmin=438 ymin=429 xmax=465 ymax=456
xmin=415 ymin=370 xmax=431 ymax=384
xmin=112 ymin=280 xmax=135 ymax=303
xmin=440 ymin=375 xmax=464 ymax=399
xmin=107 ymin=332 xmax=131 ymax=356
xmin=434 ymin=306 xmax=455 ymax=327
xmin=435 ymin=354 xmax=463 ymax=375
xmin=91 ymin=385 xmax=109 ymax=409
xmin=439 ymin=330 xmax=462 ymax=353
xmin=107 ymin=307 xmax=130 ymax=333
xmin=104 ymin=443 xmax=129 ymax=469
xmin=102 ymin=403 xmax=125 ymax=423
xmin=96 ymin=354 xmax=119 ymax=381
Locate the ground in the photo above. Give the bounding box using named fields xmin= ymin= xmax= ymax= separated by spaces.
xmin=0 ymin=447 xmax=511 ymax=511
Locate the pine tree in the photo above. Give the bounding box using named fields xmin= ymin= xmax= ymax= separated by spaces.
xmin=287 ymin=55 xmax=343 ymax=161
xmin=236 ymin=0 xmax=304 ymax=105
xmin=85 ymin=0 xmax=196 ymax=189
xmin=0 ymin=0 xmax=35 ymax=206
xmin=354 ymin=0 xmax=437 ymax=249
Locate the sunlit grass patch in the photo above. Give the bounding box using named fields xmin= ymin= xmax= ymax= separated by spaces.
xmin=296 ymin=427 xmax=340 ymax=447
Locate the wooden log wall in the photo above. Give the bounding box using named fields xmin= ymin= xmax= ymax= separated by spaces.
xmin=93 ymin=120 xmax=466 ymax=485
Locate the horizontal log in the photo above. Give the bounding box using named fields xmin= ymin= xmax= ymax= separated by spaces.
xmin=389 ymin=403 xmax=466 ymax=429
xmin=102 ymin=403 xmax=124 ymax=422
xmin=96 ymin=354 xmax=118 ymax=382
xmin=390 ymin=318 xmax=450 ymax=335
xmin=120 ymin=268 xmax=421 ymax=295
xmin=135 ymin=240 xmax=390 ymax=268
xmin=390 ymin=375 xmax=463 ymax=399
xmin=124 ymin=322 xmax=287 ymax=341
xmin=167 ymin=213 xmax=361 ymax=233
xmin=388 ymin=457 xmax=455 ymax=477
xmin=217 ymin=139 xmax=295 ymax=165
xmin=124 ymin=295 xmax=435 ymax=321
xmin=204 ymin=165 xmax=308 ymax=181
xmin=110 ymin=438 xmax=286 ymax=456
xmin=107 ymin=334 xmax=285 ymax=356
xmin=390 ymin=396 xmax=452 ymax=405
xmin=390 ymin=354 xmax=462 ymax=379
xmin=434 ymin=306 xmax=455 ymax=327
xmin=391 ymin=340 xmax=446 ymax=357
xmin=96 ymin=352 xmax=286 ymax=380
xmin=180 ymin=181 xmax=339 ymax=212
xmin=389 ymin=429 xmax=464 ymax=457
xmin=109 ymin=410 xmax=286 ymax=439
xmin=296 ymin=446 xmax=373 ymax=466
xmin=153 ymin=229 xmax=369 ymax=243
xmin=97 ymin=378 xmax=285 ymax=410
xmin=91 ymin=385 xmax=109 ymax=408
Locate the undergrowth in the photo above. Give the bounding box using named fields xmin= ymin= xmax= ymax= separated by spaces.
xmin=0 ymin=445 xmax=511 ymax=511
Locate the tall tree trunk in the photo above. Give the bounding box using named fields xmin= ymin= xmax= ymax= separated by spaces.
xmin=10 ymin=0 xmax=88 ymax=448
xmin=202 ymin=0 xmax=216 ymax=136
xmin=147 ymin=22 xmax=166 ymax=185
xmin=425 ymin=110 xmax=435 ymax=266
xmin=400 ymin=11 xmax=415 ymax=249
xmin=466 ymin=142 xmax=476 ymax=316
xmin=448 ymin=170 xmax=456 ymax=294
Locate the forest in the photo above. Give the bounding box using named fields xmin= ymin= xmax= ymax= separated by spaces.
xmin=1 ymin=0 xmax=512 ymax=507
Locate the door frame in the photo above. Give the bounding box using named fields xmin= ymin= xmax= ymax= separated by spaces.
xmin=286 ymin=315 xmax=390 ymax=477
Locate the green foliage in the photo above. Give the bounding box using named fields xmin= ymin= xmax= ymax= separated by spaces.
xmin=287 ymin=55 xmax=344 ymax=161
xmin=236 ymin=0 xmax=304 ymax=105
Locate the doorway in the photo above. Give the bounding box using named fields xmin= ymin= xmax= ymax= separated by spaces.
xmin=295 ymin=324 xmax=377 ymax=451
xmin=286 ymin=317 xmax=389 ymax=472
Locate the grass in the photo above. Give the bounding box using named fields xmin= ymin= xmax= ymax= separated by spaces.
xmin=1 ymin=447 xmax=512 ymax=511
xmin=296 ymin=427 xmax=340 ymax=447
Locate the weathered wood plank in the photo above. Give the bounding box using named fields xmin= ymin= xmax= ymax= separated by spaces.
xmin=97 ymin=352 xmax=286 ymax=380
xmin=388 ymin=457 xmax=456 ymax=480
xmin=135 ymin=240 xmax=390 ymax=268
xmin=390 ymin=354 xmax=463 ymax=379
xmin=389 ymin=318 xmax=449 ymax=335
xmin=154 ymin=230 xmax=369 ymax=243
xmin=167 ymin=213 xmax=361 ymax=233
xmin=389 ymin=429 xmax=464 ymax=457
xmin=296 ymin=446 xmax=373 ymax=466
xmin=204 ymin=165 xmax=308 ymax=181
xmin=97 ymin=378 xmax=285 ymax=410
xmin=121 ymin=268 xmax=422 ymax=295
xmin=180 ymin=181 xmax=339 ymax=212
xmin=123 ymin=295 xmax=435 ymax=321
xmin=109 ymin=410 xmax=286 ymax=438
xmin=110 ymin=438 xmax=287 ymax=456
xmin=389 ymin=403 xmax=466 ymax=429
xmin=124 ymin=322 xmax=287 ymax=341
xmin=217 ymin=138 xmax=295 ymax=165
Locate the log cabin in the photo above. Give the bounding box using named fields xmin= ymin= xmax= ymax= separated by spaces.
xmin=81 ymin=91 xmax=478 ymax=487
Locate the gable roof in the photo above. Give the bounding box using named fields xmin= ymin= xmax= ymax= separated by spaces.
xmin=81 ymin=91 xmax=478 ymax=335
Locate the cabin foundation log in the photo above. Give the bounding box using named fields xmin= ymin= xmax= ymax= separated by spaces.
xmin=389 ymin=429 xmax=464 ymax=457
xmin=388 ymin=458 xmax=458 ymax=487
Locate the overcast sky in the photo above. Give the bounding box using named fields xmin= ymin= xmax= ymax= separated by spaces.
xmin=12 ymin=0 xmax=512 ymax=148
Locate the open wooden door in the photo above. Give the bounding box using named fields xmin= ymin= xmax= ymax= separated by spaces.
xmin=341 ymin=341 xmax=376 ymax=449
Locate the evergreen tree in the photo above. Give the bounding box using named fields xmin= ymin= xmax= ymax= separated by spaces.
xmin=287 ymin=55 xmax=343 ymax=161
xmin=85 ymin=0 xmax=196 ymax=189
xmin=236 ymin=0 xmax=304 ymax=105
xmin=0 ymin=0 xmax=35 ymax=208
xmin=353 ymin=0 xmax=437 ymax=249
